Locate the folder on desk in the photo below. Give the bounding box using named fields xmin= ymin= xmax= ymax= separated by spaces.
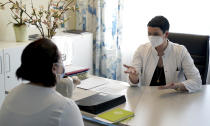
xmin=76 ymin=93 xmax=126 ymax=114
xmin=82 ymin=115 xmax=117 ymax=126
xmin=65 ymin=65 xmax=89 ymax=75
xmin=65 ymin=65 xmax=89 ymax=80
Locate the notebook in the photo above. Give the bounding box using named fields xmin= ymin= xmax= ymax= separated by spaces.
xmin=97 ymin=108 xmax=134 ymax=123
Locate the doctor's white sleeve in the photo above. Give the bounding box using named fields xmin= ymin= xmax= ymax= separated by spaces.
xmin=181 ymin=47 xmax=202 ymax=93
xmin=128 ymin=47 xmax=143 ymax=87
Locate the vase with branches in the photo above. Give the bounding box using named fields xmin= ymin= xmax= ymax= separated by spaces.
xmin=0 ymin=0 xmax=30 ymax=42
xmin=0 ymin=0 xmax=76 ymax=39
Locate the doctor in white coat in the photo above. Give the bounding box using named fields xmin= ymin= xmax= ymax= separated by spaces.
xmin=124 ymin=16 xmax=202 ymax=93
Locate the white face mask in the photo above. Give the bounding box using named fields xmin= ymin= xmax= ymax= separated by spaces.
xmin=54 ymin=62 xmax=65 ymax=80
xmin=148 ymin=36 xmax=164 ymax=48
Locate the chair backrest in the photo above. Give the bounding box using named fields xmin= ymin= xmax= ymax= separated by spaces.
xmin=168 ymin=32 xmax=209 ymax=84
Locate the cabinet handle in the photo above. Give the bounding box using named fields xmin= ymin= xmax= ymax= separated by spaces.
xmin=5 ymin=53 xmax=11 ymax=73
xmin=5 ymin=91 xmax=9 ymax=94
xmin=0 ymin=56 xmax=2 ymax=74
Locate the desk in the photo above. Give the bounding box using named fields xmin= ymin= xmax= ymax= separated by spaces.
xmin=129 ymin=86 xmax=210 ymax=126
xmin=73 ymin=76 xmax=210 ymax=126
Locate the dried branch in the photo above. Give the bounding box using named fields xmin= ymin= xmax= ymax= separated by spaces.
xmin=0 ymin=0 xmax=76 ymax=39
xmin=30 ymin=0 xmax=44 ymax=37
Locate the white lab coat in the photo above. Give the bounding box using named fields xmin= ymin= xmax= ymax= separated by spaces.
xmin=130 ymin=41 xmax=202 ymax=92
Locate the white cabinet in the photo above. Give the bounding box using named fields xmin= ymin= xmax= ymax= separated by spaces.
xmin=0 ymin=42 xmax=27 ymax=107
xmin=53 ymin=32 xmax=93 ymax=73
xmin=0 ymin=49 xmax=4 ymax=93
xmin=4 ymin=46 xmax=25 ymax=91
xmin=0 ymin=92 xmax=5 ymax=108
xmin=71 ymin=33 xmax=93 ymax=73
xmin=0 ymin=42 xmax=28 ymax=93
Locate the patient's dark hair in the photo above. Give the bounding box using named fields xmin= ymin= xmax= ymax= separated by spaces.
xmin=147 ymin=16 xmax=170 ymax=33
xmin=16 ymin=38 xmax=60 ymax=87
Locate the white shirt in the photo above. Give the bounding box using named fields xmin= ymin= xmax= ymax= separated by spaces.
xmin=0 ymin=83 xmax=84 ymax=126
xmin=130 ymin=41 xmax=202 ymax=93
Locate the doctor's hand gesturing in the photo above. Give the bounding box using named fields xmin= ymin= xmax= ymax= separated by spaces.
xmin=123 ymin=64 xmax=139 ymax=84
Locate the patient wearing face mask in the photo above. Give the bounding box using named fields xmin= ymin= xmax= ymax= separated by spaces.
xmin=0 ymin=38 xmax=84 ymax=126
xmin=124 ymin=16 xmax=202 ymax=93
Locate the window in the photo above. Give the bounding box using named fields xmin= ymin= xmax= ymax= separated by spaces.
xmin=121 ymin=0 xmax=210 ymax=81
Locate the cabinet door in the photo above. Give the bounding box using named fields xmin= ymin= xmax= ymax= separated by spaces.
xmin=4 ymin=45 xmax=25 ymax=92
xmin=0 ymin=92 xmax=5 ymax=108
xmin=0 ymin=49 xmax=4 ymax=92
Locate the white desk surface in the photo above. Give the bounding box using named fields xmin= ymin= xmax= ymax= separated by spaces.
xmin=73 ymin=76 xmax=210 ymax=126
xmin=128 ymin=86 xmax=210 ymax=126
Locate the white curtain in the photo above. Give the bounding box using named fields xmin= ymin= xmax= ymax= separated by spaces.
xmin=120 ymin=0 xmax=210 ymax=82
xmin=76 ymin=0 xmax=124 ymax=80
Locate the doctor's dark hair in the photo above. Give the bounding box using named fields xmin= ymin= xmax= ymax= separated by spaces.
xmin=147 ymin=16 xmax=170 ymax=33
xmin=16 ymin=38 xmax=60 ymax=87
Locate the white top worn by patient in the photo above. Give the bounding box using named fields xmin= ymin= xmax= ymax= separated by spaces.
xmin=0 ymin=83 xmax=84 ymax=126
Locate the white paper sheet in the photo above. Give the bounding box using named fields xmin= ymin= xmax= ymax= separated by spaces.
xmin=90 ymin=82 xmax=129 ymax=95
xmin=77 ymin=77 xmax=108 ymax=90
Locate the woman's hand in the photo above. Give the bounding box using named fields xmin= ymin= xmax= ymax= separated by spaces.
xmin=71 ymin=76 xmax=81 ymax=85
xmin=123 ymin=64 xmax=139 ymax=84
xmin=158 ymin=83 xmax=187 ymax=92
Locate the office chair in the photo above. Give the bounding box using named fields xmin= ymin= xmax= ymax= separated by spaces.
xmin=168 ymin=32 xmax=209 ymax=84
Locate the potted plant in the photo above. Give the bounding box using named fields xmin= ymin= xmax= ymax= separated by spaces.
xmin=0 ymin=0 xmax=76 ymax=40
xmin=0 ymin=0 xmax=29 ymax=42
xmin=28 ymin=0 xmax=76 ymax=39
